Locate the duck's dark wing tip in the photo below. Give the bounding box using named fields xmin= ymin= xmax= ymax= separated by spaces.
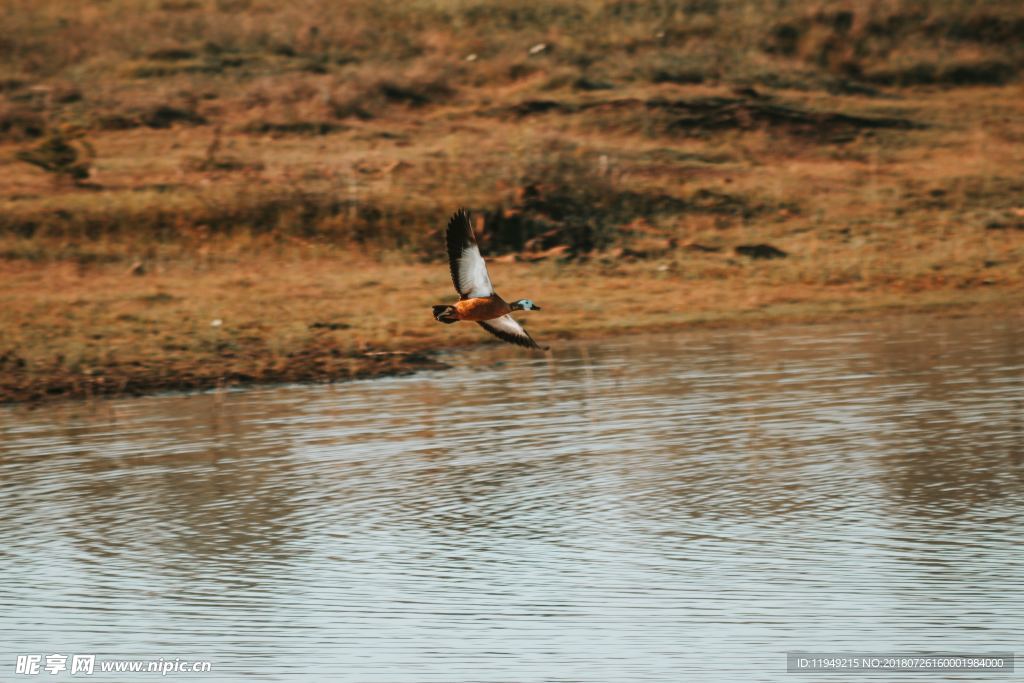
xmin=446 ymin=209 xmax=474 ymax=297
xmin=446 ymin=209 xmax=475 ymax=247
xmin=477 ymin=315 xmax=545 ymax=350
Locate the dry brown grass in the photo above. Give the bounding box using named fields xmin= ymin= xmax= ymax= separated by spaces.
xmin=1 ymin=0 xmax=1023 ymax=401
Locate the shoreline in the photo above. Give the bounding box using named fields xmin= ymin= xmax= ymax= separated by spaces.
xmin=3 ymin=289 xmax=1016 ymax=407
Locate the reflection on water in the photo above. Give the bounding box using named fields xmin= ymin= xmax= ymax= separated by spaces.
xmin=1 ymin=315 xmax=1022 ymax=681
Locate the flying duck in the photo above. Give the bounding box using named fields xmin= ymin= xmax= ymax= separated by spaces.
xmin=432 ymin=209 xmax=547 ymax=350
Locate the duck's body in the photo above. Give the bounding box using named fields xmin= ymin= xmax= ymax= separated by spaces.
xmin=432 ymin=209 xmax=546 ymax=350
xmin=434 ymin=296 xmax=511 ymax=323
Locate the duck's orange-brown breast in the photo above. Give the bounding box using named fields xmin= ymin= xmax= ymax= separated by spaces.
xmin=454 ymin=296 xmax=511 ymax=321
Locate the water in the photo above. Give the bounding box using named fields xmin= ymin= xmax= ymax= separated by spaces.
xmin=1 ymin=315 xmax=1022 ymax=682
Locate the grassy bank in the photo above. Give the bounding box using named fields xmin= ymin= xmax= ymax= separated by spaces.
xmin=1 ymin=255 xmax=1016 ymax=403
xmin=1 ymin=0 xmax=1023 ymax=402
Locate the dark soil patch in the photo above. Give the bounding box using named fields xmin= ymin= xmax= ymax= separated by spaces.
xmin=501 ymin=95 xmax=922 ymax=143
xmin=478 ymin=183 xmax=689 ymax=256
xmin=146 ymin=47 xmax=199 ymax=61
xmin=243 ymin=120 xmax=347 ymax=136
xmin=140 ymin=105 xmax=207 ymax=128
xmin=865 ymin=60 xmax=1016 ymax=87
xmin=97 ymin=105 xmax=207 ymax=130
xmin=475 ymin=185 xmax=787 ymax=257
xmin=0 ymin=107 xmax=46 ymax=140
xmin=926 ymin=15 xmax=1024 ymax=44
xmin=509 ymin=99 xmax=566 ymax=116
xmin=309 ymin=321 xmax=352 ymax=331
xmin=0 ymin=350 xmax=449 ymax=404
xmin=736 ymin=243 xmax=789 ymax=259
xmin=645 ymin=96 xmax=919 ymax=142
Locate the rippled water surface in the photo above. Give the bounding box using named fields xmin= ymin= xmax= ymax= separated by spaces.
xmin=2 ymin=315 xmax=1022 ymax=681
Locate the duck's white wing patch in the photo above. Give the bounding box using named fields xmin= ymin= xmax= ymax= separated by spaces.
xmin=455 ymin=243 xmax=493 ymax=298
xmin=477 ymin=315 xmax=546 ymax=350
xmin=446 ymin=209 xmax=494 ymax=299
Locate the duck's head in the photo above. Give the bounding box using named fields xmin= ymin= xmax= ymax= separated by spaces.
xmin=511 ymin=299 xmax=541 ymax=311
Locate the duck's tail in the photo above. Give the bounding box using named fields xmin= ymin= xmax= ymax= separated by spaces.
xmin=432 ymin=305 xmax=459 ymax=324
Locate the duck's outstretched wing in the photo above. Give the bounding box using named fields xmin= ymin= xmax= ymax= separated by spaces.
xmin=477 ymin=315 xmax=547 ymax=350
xmin=446 ymin=209 xmax=494 ymax=299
